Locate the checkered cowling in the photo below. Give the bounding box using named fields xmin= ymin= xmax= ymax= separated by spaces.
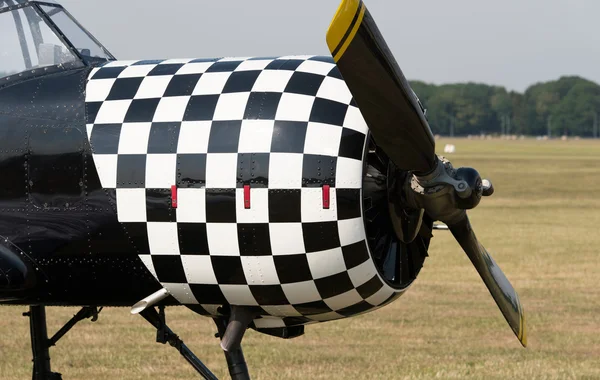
xmin=85 ymin=56 xmax=405 ymax=329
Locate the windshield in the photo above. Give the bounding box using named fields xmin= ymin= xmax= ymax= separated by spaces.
xmin=0 ymin=1 xmax=114 ymax=81
xmin=39 ymin=4 xmax=113 ymax=64
xmin=0 ymin=4 xmax=77 ymax=79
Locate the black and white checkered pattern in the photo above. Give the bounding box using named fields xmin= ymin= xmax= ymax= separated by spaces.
xmin=85 ymin=56 xmax=403 ymax=327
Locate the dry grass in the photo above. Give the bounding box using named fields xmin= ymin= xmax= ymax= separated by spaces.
xmin=1 ymin=138 xmax=599 ymax=379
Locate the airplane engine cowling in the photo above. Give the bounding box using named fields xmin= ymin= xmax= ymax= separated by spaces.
xmin=85 ymin=56 xmax=430 ymax=327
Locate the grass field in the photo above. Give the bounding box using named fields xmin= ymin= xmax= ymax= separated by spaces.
xmin=1 ymin=138 xmax=599 ymax=380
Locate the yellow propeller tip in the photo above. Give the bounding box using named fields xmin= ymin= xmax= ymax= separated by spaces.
xmin=326 ymin=0 xmax=365 ymax=62
xmin=518 ymin=311 xmax=527 ymax=348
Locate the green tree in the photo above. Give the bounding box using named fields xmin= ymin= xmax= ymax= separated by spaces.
xmin=410 ymin=75 xmax=600 ymax=136
xmin=551 ymin=80 xmax=600 ymax=136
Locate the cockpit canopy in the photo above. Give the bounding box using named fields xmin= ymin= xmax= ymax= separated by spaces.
xmin=0 ymin=0 xmax=114 ymax=82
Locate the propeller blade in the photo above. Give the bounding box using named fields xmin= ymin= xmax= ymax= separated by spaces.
xmin=326 ymin=0 xmax=436 ymax=174
xmin=448 ymin=214 xmax=527 ymax=347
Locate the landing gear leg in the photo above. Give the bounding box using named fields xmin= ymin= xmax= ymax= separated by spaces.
xmin=28 ymin=306 xmax=61 ymax=380
xmin=139 ymin=306 xmax=218 ymax=380
xmin=140 ymin=305 xmax=255 ymax=380
xmin=26 ymin=306 xmax=100 ymax=380
xmin=213 ymin=306 xmax=256 ymax=380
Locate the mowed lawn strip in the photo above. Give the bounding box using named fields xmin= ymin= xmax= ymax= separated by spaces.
xmin=0 ymin=138 xmax=599 ymax=380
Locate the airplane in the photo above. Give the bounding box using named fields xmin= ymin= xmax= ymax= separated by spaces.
xmin=0 ymin=0 xmax=527 ymax=379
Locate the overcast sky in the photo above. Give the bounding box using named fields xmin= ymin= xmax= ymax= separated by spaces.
xmin=59 ymin=0 xmax=599 ymax=92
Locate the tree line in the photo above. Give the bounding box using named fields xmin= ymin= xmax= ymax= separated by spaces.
xmin=411 ymin=76 xmax=600 ymax=137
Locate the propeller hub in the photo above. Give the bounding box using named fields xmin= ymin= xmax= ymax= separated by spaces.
xmin=407 ymin=156 xmax=490 ymax=226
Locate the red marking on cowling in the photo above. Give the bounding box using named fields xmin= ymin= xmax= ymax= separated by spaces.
xmin=323 ymin=185 xmax=330 ymax=209
xmin=171 ymin=185 xmax=178 ymax=208
xmin=244 ymin=185 xmax=251 ymax=209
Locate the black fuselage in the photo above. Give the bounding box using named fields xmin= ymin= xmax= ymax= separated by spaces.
xmin=0 ymin=68 xmax=163 ymax=305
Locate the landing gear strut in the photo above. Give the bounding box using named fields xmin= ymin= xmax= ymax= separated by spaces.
xmin=24 ymin=305 xmax=254 ymax=379
xmin=140 ymin=305 xmax=254 ymax=380
xmin=213 ymin=306 xmax=256 ymax=380
xmin=139 ymin=306 xmax=218 ymax=379
xmin=25 ymin=305 xmax=101 ymax=380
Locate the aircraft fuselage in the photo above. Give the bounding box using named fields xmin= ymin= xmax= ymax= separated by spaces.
xmin=0 ymin=57 xmax=429 ymax=329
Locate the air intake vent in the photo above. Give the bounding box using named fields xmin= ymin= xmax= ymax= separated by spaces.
xmin=362 ymin=136 xmax=431 ymax=289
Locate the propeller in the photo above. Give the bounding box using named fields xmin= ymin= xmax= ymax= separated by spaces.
xmin=326 ymin=0 xmax=435 ymax=175
xmin=327 ymin=0 xmax=526 ymax=347
xmin=449 ymin=214 xmax=527 ymax=346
